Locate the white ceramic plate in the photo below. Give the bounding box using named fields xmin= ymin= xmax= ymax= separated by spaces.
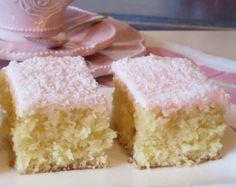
xmin=0 ymin=86 xmax=235 ymax=187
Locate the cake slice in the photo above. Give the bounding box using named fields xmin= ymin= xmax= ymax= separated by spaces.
xmin=0 ymin=56 xmax=116 ymax=174
xmin=111 ymin=55 xmax=229 ymax=168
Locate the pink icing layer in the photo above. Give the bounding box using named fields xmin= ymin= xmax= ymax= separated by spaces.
xmin=4 ymin=56 xmax=107 ymax=117
xmin=112 ymin=55 xmax=229 ymax=116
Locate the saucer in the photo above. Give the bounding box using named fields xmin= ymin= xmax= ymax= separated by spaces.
xmin=0 ymin=7 xmax=146 ymax=77
xmin=0 ymin=6 xmax=116 ymax=61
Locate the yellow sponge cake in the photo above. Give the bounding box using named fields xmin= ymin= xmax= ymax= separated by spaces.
xmin=0 ymin=56 xmax=116 ymax=174
xmin=111 ymin=55 xmax=229 ymax=168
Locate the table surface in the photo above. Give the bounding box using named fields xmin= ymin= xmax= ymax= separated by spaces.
xmin=73 ymin=0 xmax=236 ymax=30
xmin=142 ymin=31 xmax=236 ymax=61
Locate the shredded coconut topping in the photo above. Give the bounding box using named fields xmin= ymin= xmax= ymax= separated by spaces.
xmin=4 ymin=56 xmax=107 ymax=116
xmin=112 ymin=54 xmax=229 ymax=116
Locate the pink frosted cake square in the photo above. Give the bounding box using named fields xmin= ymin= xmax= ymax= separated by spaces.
xmin=111 ymin=54 xmax=229 ymax=168
xmin=0 ymin=56 xmax=116 ymax=174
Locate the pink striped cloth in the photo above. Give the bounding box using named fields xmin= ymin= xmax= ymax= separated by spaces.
xmin=98 ymin=46 xmax=236 ymax=106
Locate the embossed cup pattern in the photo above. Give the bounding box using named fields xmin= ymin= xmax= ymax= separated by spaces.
xmin=0 ymin=0 xmax=74 ymax=41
